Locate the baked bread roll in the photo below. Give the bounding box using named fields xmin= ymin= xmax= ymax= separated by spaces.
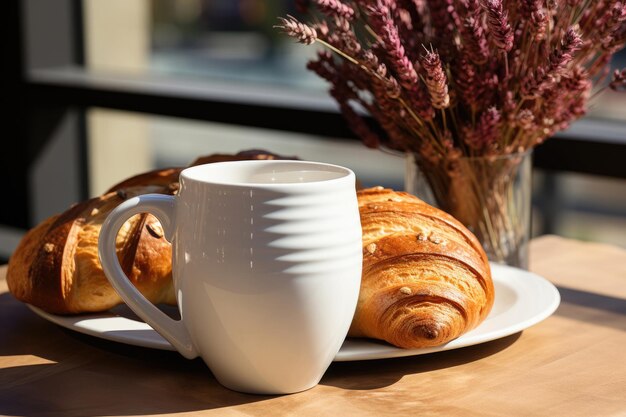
xmin=7 ymin=150 xmax=296 ymax=314
xmin=7 ymin=179 xmax=179 ymax=314
xmin=348 ymin=187 xmax=494 ymax=349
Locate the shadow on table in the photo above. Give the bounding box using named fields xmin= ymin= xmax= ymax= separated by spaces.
xmin=554 ymin=285 xmax=626 ymax=332
xmin=323 ymin=285 xmax=626 ymax=391
xmin=0 ymin=293 xmax=271 ymax=416
xmin=321 ymin=333 xmax=521 ymax=390
xmin=0 ymin=287 xmax=544 ymax=413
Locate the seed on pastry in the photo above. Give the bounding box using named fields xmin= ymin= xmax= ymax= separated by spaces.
xmin=429 ymin=234 xmax=443 ymax=244
xmin=399 ymin=287 xmax=412 ymax=295
xmin=366 ymin=243 xmax=377 ymax=254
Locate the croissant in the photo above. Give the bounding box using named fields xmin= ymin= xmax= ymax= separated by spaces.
xmin=7 ymin=178 xmax=180 ymax=314
xmin=348 ymin=187 xmax=495 ymax=349
xmin=7 ymin=150 xmax=297 ymax=314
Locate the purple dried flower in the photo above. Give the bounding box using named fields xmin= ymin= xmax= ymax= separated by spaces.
xmin=331 ymin=16 xmax=363 ymax=56
xmin=370 ymin=79 xmax=416 ymax=148
xmin=275 ymin=16 xmax=317 ymax=45
xmin=516 ymin=109 xmax=535 ymax=130
xmin=521 ymin=0 xmax=549 ymax=41
xmin=447 ymin=0 xmax=463 ymax=28
xmin=427 ymin=0 xmax=456 ymax=31
xmin=465 ymin=106 xmax=501 ymax=151
xmin=459 ymin=0 xmax=482 ymax=16
xmin=604 ymin=2 xmax=626 ymax=34
xmin=520 ymin=0 xmax=536 ymax=18
xmin=384 ymin=72 xmax=403 ymax=98
xmin=523 ymin=27 xmax=583 ymax=97
xmin=279 ymin=0 xmax=626 ymax=159
xmin=568 ymin=97 xmax=587 ymax=119
xmin=362 ymin=49 xmax=380 ymax=71
xmin=610 ymin=68 xmax=626 ymax=91
xmin=359 ymin=52 xmax=401 ymax=99
xmin=461 ymin=15 xmax=490 ymax=64
xmin=533 ymin=10 xmax=549 ymax=41
xmin=532 ymin=68 xmax=592 ymax=148
xmin=426 ymin=0 xmax=457 ymax=53
xmin=421 ymin=50 xmax=450 ymax=109
xmin=549 ymin=28 xmax=583 ymax=71
xmin=562 ymin=66 xmax=591 ymax=92
xmin=454 ymin=57 xmax=481 ymax=108
xmin=479 ymin=106 xmax=501 ymax=135
xmin=398 ymin=0 xmax=426 ymax=33
xmin=394 ymin=3 xmax=423 ymax=61
xmin=407 ymin=84 xmax=436 ymax=121
xmin=314 ymin=0 xmax=355 ymax=20
xmin=482 ymin=0 xmax=514 ymax=52
xmin=602 ymin=12 xmax=626 ymax=52
xmin=367 ymin=3 xmax=419 ymax=89
xmin=609 ymin=21 xmax=626 ymax=51
xmin=314 ymin=20 xmax=330 ymax=38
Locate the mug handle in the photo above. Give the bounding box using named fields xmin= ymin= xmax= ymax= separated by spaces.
xmin=98 ymin=194 xmax=198 ymax=359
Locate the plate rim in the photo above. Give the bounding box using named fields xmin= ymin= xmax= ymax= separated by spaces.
xmin=26 ymin=263 xmax=560 ymax=362
xmin=335 ymin=264 xmax=561 ymax=360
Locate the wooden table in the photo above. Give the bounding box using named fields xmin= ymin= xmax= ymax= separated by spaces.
xmin=1 ymin=235 xmax=625 ymax=416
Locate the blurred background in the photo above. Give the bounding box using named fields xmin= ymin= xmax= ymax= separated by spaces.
xmin=2 ymin=0 xmax=626 ymax=263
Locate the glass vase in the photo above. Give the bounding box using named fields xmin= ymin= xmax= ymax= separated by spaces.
xmin=405 ymin=150 xmax=532 ymax=269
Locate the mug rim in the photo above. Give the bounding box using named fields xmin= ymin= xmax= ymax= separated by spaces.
xmin=180 ymin=160 xmax=355 ymax=189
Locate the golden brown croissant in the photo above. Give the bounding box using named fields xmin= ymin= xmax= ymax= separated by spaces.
xmin=348 ymin=187 xmax=494 ymax=349
xmin=7 ymin=150 xmax=297 ymax=314
xmin=7 ymin=181 xmax=179 ymax=314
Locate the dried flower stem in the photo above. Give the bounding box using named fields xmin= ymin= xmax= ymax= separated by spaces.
xmin=421 ymin=48 xmax=450 ymax=109
xmin=275 ymin=16 xmax=318 ymax=45
xmin=315 ymin=0 xmax=355 ymax=20
xmin=483 ymin=0 xmax=514 ymax=52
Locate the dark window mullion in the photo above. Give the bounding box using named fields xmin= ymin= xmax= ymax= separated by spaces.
xmin=26 ymin=78 xmax=626 ymax=179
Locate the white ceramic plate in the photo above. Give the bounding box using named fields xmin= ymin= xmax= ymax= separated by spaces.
xmin=27 ymin=263 xmax=560 ymax=362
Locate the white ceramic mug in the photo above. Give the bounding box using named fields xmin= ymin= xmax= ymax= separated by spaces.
xmin=98 ymin=160 xmax=362 ymax=394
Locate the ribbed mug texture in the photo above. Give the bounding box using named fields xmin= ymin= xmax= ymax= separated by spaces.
xmin=174 ymin=162 xmax=362 ymax=394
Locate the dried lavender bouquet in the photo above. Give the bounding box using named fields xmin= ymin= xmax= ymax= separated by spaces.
xmin=277 ymin=0 xmax=626 ymax=266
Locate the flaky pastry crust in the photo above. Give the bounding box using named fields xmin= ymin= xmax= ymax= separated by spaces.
xmin=349 ymin=187 xmax=494 ymax=349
